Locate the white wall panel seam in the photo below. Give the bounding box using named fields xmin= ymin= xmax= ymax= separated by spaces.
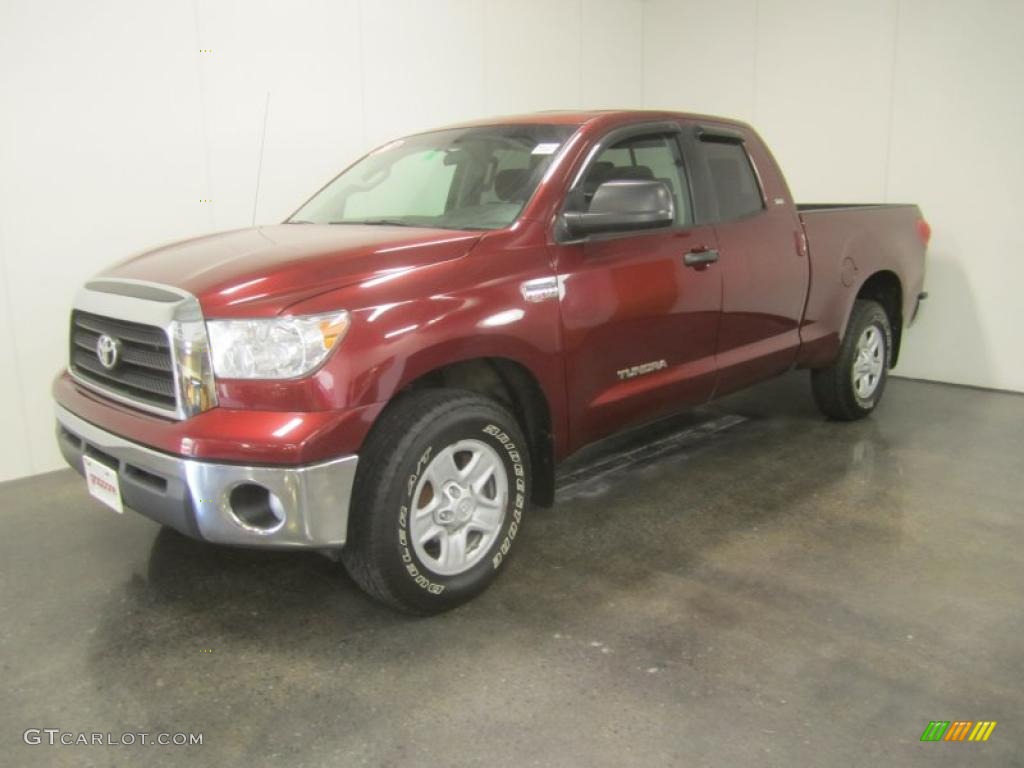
xmin=881 ymin=0 xmax=902 ymax=203
xmin=356 ymin=0 xmax=369 ymax=147
xmin=578 ymin=0 xmax=584 ymax=107
xmin=639 ymin=0 xmax=646 ymax=106
xmin=191 ymin=0 xmax=216 ymax=231
xmin=751 ymin=0 xmax=760 ymax=123
xmin=0 ymin=222 xmax=33 ymax=476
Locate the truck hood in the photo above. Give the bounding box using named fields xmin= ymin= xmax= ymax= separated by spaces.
xmin=104 ymin=224 xmax=482 ymax=316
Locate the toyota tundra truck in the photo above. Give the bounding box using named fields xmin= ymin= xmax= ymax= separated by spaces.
xmin=54 ymin=110 xmax=929 ymax=613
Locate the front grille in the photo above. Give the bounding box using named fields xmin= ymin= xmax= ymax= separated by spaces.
xmin=70 ymin=310 xmax=176 ymax=412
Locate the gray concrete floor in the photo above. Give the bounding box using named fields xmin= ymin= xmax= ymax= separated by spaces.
xmin=2 ymin=374 xmax=1022 ymax=767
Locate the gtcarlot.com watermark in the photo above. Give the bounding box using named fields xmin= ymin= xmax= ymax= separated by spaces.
xmin=24 ymin=729 xmax=202 ymax=747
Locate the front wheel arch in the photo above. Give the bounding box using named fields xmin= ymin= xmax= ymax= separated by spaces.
xmin=341 ymin=388 xmax=531 ymax=613
xmin=393 ymin=356 xmax=556 ymax=508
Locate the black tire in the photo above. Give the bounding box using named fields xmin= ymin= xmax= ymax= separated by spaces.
xmin=341 ymin=389 xmax=530 ymax=614
xmin=811 ymin=299 xmax=893 ymax=421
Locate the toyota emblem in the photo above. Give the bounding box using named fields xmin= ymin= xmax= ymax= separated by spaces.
xmin=95 ymin=334 xmax=121 ymax=370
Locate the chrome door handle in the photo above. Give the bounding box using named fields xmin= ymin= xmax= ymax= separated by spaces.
xmin=684 ymin=248 xmax=719 ymax=267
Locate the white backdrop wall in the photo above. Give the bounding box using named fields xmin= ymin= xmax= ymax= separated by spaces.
xmin=0 ymin=0 xmax=645 ymax=482
xmin=0 ymin=0 xmax=1020 ymax=482
xmin=645 ymin=0 xmax=1024 ymax=398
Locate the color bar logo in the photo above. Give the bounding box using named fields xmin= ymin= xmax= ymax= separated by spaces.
xmin=920 ymin=721 xmax=997 ymax=742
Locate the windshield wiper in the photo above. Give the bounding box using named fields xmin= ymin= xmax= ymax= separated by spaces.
xmin=286 ymin=219 xmax=316 ymax=224
xmin=330 ymin=218 xmax=418 ymax=227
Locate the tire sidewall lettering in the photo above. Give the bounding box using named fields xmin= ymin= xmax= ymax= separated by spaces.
xmin=398 ymin=452 xmax=446 ymax=595
xmin=395 ymin=420 xmax=528 ymax=594
xmin=484 ymin=423 xmax=526 ymax=570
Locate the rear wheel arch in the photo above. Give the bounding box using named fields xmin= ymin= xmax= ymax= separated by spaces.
xmin=854 ymin=270 xmax=903 ymax=365
xmin=811 ymin=299 xmax=892 ymax=421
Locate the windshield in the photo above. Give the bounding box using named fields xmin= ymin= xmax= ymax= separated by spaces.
xmin=289 ymin=124 xmax=577 ymax=230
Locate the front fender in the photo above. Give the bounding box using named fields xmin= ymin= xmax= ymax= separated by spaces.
xmin=283 ymin=226 xmax=567 ymax=456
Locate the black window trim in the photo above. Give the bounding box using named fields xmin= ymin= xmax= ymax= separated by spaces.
xmin=693 ymin=124 xmax=746 ymax=145
xmin=555 ymin=120 xmax=698 ymax=244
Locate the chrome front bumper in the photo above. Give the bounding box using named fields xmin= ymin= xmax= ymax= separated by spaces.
xmin=55 ymin=405 xmax=358 ymax=549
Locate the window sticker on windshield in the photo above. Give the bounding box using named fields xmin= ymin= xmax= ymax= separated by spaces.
xmin=531 ymin=142 xmax=561 ymax=155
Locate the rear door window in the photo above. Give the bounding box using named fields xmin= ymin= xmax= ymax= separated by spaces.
xmin=700 ymin=141 xmax=764 ymax=221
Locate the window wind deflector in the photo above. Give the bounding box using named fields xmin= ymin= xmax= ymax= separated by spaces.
xmin=695 ymin=125 xmax=745 ymax=144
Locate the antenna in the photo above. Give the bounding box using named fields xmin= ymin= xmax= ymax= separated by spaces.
xmin=252 ymin=91 xmax=270 ymax=226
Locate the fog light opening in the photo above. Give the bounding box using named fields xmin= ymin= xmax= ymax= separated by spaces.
xmin=228 ymin=483 xmax=285 ymax=532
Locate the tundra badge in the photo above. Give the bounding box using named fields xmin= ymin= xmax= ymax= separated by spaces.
xmin=617 ymin=360 xmax=668 ymax=381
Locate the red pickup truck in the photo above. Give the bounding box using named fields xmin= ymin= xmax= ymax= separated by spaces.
xmin=54 ymin=110 xmax=928 ymax=613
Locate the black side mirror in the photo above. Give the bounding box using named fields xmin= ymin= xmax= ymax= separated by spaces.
xmin=561 ymin=179 xmax=674 ymax=238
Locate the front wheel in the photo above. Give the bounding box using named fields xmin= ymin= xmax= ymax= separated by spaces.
xmin=811 ymin=299 xmax=893 ymax=420
xmin=341 ymin=389 xmax=530 ymax=614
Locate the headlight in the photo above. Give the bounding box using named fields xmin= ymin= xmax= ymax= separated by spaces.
xmin=206 ymin=311 xmax=350 ymax=379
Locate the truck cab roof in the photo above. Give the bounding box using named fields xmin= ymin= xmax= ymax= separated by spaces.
xmin=435 ymin=109 xmax=753 ymax=133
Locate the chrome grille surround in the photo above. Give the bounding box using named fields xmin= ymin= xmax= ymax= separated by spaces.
xmin=69 ymin=278 xmax=218 ymax=420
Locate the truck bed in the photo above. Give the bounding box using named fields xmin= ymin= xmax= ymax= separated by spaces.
xmin=795 ymin=202 xmax=927 ymax=368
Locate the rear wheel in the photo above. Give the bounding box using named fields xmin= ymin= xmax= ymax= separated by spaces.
xmin=811 ymin=299 xmax=892 ymax=420
xmin=341 ymin=389 xmax=530 ymax=614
